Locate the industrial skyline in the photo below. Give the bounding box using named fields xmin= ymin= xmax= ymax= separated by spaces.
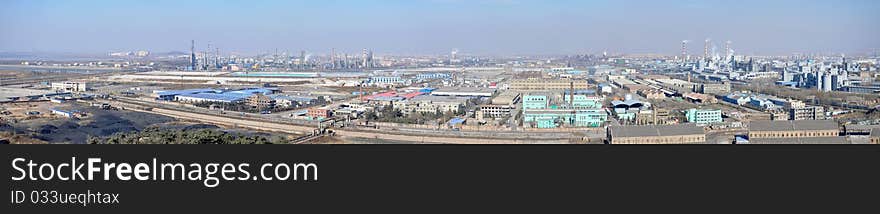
xmin=0 ymin=1 xmax=878 ymax=145
xmin=1 ymin=0 xmax=878 ymax=55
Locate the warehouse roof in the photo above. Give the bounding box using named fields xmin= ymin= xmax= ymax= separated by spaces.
xmin=844 ymin=124 xmax=880 ymax=132
xmin=400 ymin=92 xmax=424 ymax=99
xmin=749 ymin=120 xmax=838 ymax=132
xmin=269 ymin=95 xmax=315 ymax=102
xmin=370 ymin=96 xmax=404 ymax=102
xmin=411 ymin=95 xmax=470 ymax=104
xmin=361 ymin=91 xmax=397 ymax=100
xmin=175 ymin=93 xmax=248 ymax=102
xmin=154 ymin=88 xmax=219 ymax=96
xmin=611 ymin=99 xmax=646 ymax=108
xmin=563 ymin=89 xmax=597 ymax=95
xmin=0 ymin=87 xmax=70 ymax=101
xmin=609 ymin=124 xmax=704 ymax=138
xmin=748 ymin=136 xmax=848 ymax=144
xmin=226 ymin=88 xmax=276 ymax=95
xmin=431 ymin=87 xmax=496 ymax=96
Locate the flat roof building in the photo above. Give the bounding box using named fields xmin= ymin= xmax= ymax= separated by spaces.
xmin=686 ymin=108 xmax=723 ymax=124
xmin=491 ymin=91 xmax=521 ymax=106
xmin=634 ymin=109 xmax=672 ymax=125
xmin=307 ymin=107 xmax=332 ymax=120
xmin=0 ymin=87 xmax=71 ymax=102
xmin=522 ymin=95 xmax=549 ymax=110
xmin=562 ymin=95 xmax=603 ymax=109
xmin=396 ymin=96 xmax=470 ymax=114
xmin=523 ymin=108 xmax=607 ymax=128
xmin=697 ymin=82 xmax=731 ymax=95
xmin=477 ymin=104 xmax=516 ymax=120
xmin=789 ymin=105 xmax=825 ymax=121
xmin=51 ymin=81 xmax=88 ymax=92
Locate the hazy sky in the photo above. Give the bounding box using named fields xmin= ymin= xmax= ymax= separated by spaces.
xmin=1 ymin=0 xmax=878 ymax=56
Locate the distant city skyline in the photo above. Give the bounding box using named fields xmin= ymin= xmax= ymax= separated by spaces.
xmin=1 ymin=0 xmax=879 ymax=56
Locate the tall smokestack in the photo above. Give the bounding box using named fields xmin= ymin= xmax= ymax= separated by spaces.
xmin=570 ymin=81 xmax=574 ymax=106
xmin=190 ymin=40 xmax=196 ymax=71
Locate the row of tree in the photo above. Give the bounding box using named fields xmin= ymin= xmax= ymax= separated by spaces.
xmin=88 ymin=127 xmax=289 ymax=144
xmin=362 ymin=105 xmax=460 ymax=125
xmin=195 ymin=101 xmax=294 ymax=113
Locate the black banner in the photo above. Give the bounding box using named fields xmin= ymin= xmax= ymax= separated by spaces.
xmin=3 ymin=145 xmax=879 ymax=213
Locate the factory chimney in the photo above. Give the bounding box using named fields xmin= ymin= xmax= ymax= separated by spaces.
xmin=190 ymin=40 xmax=196 ymax=71
xmin=569 ymin=81 xmax=575 ymax=106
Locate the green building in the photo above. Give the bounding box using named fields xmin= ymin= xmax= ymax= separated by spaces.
xmin=523 ymin=108 xmax=607 ymax=128
xmin=563 ymin=95 xmax=603 ymax=108
xmin=523 ymin=95 xmax=548 ymax=109
xmin=574 ymin=109 xmax=608 ymax=127
xmin=686 ymin=108 xmax=722 ymax=124
xmin=535 ymin=119 xmax=558 ymax=128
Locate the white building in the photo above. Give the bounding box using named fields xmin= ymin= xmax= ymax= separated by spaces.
xmin=369 ymin=76 xmax=407 ymax=87
xmin=50 ymin=82 xmax=88 ymax=92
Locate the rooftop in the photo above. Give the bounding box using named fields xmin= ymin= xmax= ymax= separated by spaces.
xmin=411 ymin=95 xmax=470 ymax=104
xmin=361 ymin=91 xmax=398 ymax=100
xmin=491 ymin=91 xmax=521 ymax=105
xmin=154 ymin=88 xmax=219 ymax=96
xmin=563 ymin=89 xmax=597 ymax=95
xmin=611 ymin=99 xmax=647 ymax=108
xmin=371 ymin=96 xmax=405 ymax=102
xmin=431 ymin=87 xmax=496 ymax=95
xmin=176 ymin=93 xmax=248 ymax=102
xmin=226 ymin=88 xmax=276 ymax=95
xmin=400 ymin=92 xmax=424 ymax=99
xmin=749 ymin=120 xmax=838 ymax=132
xmin=269 ymin=95 xmax=316 ymax=102
xmin=610 ymin=124 xmax=704 ymax=138
xmin=169 ymin=87 xmax=278 ymax=102
xmin=748 ymin=136 xmax=848 ymax=144
xmin=870 ymin=128 xmax=880 ymax=137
